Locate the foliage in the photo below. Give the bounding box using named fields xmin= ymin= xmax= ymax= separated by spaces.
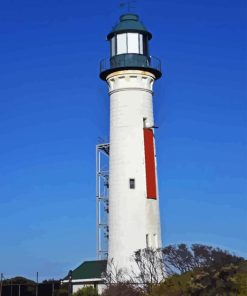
xmin=1 ymin=277 xmax=65 ymax=296
xmin=232 ymin=261 xmax=247 ymax=295
xmin=1 ymin=244 xmax=245 ymax=296
xmin=104 ymin=248 xmax=165 ymax=294
xmin=53 ymin=283 xmax=68 ymax=296
xmin=163 ymin=243 xmax=244 ymax=276
xmin=149 ymin=261 xmax=247 ymax=296
xmin=73 ymin=286 xmax=98 ymax=296
xmin=133 ymin=248 xmax=165 ymax=294
xmin=104 ymin=244 xmax=246 ymax=296
xmin=102 ymin=283 xmax=143 ymax=296
xmin=133 ymin=248 xmax=165 ymax=282
xmin=3 ymin=276 xmax=35 ymax=285
xmin=149 ymin=272 xmax=192 ymax=296
xmin=1 ymin=277 xmax=36 ymax=296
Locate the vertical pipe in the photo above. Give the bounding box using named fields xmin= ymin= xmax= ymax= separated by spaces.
xmin=68 ymin=270 xmax=72 ymax=296
xmin=96 ymin=145 xmax=98 ymax=259
xmin=18 ymin=285 xmax=20 ymax=296
xmin=96 ymin=145 xmax=99 ymax=259
xmin=0 ymin=273 xmax=3 ymax=296
xmin=52 ymin=281 xmax=54 ymax=296
xmin=98 ymin=151 xmax=101 ymax=259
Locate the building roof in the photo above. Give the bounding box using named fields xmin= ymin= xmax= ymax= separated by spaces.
xmin=107 ymin=14 xmax=152 ymax=40
xmin=66 ymin=260 xmax=107 ymax=281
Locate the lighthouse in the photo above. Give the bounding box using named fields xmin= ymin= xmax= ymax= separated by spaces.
xmin=100 ymin=13 xmax=162 ymax=273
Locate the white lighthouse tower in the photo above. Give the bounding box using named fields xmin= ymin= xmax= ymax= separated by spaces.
xmin=100 ymin=13 xmax=162 ymax=273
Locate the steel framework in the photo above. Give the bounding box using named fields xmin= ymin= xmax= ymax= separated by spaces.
xmin=96 ymin=142 xmax=110 ymax=259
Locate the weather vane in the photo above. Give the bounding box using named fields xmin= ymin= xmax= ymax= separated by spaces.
xmin=119 ymin=0 xmax=137 ymax=12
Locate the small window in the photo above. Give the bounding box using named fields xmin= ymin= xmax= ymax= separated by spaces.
xmin=143 ymin=117 xmax=147 ymax=128
xmin=153 ymin=234 xmax=158 ymax=248
xmin=129 ymin=178 xmax=135 ymax=189
xmin=146 ymin=234 xmax=149 ymax=248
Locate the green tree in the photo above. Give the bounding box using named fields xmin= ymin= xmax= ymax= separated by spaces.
xmin=149 ymin=272 xmax=192 ymax=296
xmin=149 ymin=261 xmax=247 ymax=296
xmin=162 ymin=243 xmax=244 ymax=275
xmin=232 ymin=261 xmax=247 ymax=295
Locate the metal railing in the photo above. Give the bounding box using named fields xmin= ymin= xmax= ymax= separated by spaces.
xmin=100 ymin=54 xmax=161 ymax=74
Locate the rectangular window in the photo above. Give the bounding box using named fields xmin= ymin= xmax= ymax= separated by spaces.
xmin=144 ymin=128 xmax=157 ymax=199
xmin=117 ymin=33 xmax=127 ymax=55
xmin=146 ymin=234 xmax=149 ymax=248
xmin=153 ymin=234 xmax=158 ymax=248
xmin=129 ymin=178 xmax=135 ymax=189
xmin=127 ymin=33 xmax=139 ymax=54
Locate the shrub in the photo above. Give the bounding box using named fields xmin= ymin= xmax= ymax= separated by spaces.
xmin=102 ymin=283 xmax=143 ymax=296
xmin=73 ymin=286 xmax=98 ymax=296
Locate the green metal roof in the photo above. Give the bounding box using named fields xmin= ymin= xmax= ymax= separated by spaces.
xmin=107 ymin=14 xmax=152 ymax=40
xmin=68 ymin=260 xmax=107 ymax=280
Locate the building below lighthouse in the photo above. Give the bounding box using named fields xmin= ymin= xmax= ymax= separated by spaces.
xmin=100 ymin=13 xmax=163 ymax=274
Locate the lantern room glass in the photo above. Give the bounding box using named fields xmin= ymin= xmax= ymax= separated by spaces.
xmin=117 ymin=33 xmax=127 ymax=55
xmin=127 ymin=33 xmax=139 ymax=53
xmin=111 ymin=36 xmax=116 ymax=57
xmin=111 ymin=33 xmax=147 ymax=57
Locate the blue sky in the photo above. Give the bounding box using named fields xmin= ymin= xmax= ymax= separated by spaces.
xmin=0 ymin=0 xmax=246 ymax=280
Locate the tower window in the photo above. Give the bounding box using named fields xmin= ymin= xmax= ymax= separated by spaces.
xmin=146 ymin=234 xmax=149 ymax=248
xmin=129 ymin=178 xmax=135 ymax=189
xmin=153 ymin=234 xmax=158 ymax=248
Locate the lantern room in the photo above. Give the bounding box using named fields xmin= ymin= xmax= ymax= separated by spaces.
xmin=100 ymin=13 xmax=162 ymax=80
xmin=108 ymin=14 xmax=151 ymax=57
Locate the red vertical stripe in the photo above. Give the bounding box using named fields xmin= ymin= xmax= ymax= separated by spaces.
xmin=144 ymin=128 xmax=157 ymax=199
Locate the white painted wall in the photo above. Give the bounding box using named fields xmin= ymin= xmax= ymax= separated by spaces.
xmin=106 ymin=70 xmax=162 ymax=275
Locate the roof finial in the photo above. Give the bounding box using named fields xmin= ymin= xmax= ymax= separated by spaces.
xmin=119 ymin=0 xmax=137 ymax=13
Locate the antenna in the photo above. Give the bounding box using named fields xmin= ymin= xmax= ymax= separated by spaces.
xmin=119 ymin=0 xmax=137 ymax=12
